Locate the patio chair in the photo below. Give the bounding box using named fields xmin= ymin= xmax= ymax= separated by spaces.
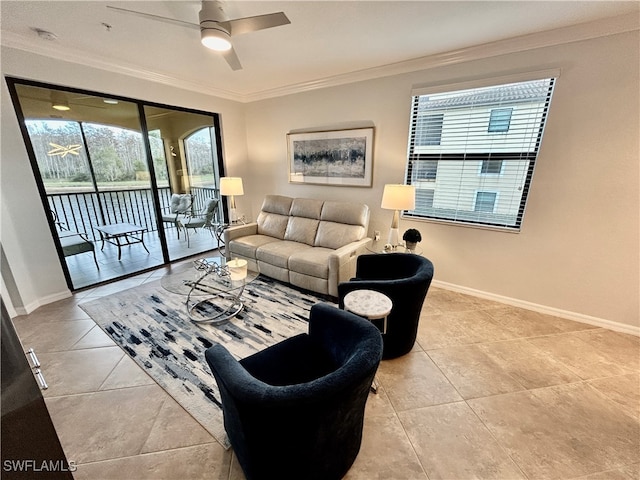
xmin=52 ymin=211 xmax=99 ymax=269
xmin=179 ymin=198 xmax=219 ymax=247
xmin=161 ymin=194 xmax=193 ymax=239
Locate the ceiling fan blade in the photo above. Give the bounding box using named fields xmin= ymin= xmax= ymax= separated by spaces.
xmin=106 ymin=5 xmax=199 ymax=30
xmin=222 ymin=47 xmax=243 ymax=71
xmin=224 ymin=12 xmax=290 ymax=36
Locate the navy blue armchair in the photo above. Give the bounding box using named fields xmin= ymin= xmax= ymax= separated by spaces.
xmin=338 ymin=253 xmax=434 ymax=359
xmin=205 ymin=303 xmax=383 ymax=480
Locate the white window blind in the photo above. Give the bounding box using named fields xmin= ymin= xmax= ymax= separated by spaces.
xmin=405 ymin=77 xmax=556 ymax=230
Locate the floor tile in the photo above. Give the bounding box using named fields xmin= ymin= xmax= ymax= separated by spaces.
xmin=228 ymin=454 xmax=247 ymax=480
xmin=345 ymin=413 xmax=427 ymax=480
xmin=428 ymin=345 xmax=525 ymax=399
xmin=423 ymin=287 xmax=503 ymax=314
xmin=468 ymin=383 xmax=640 ymax=479
xmin=528 ymin=332 xmax=637 ymax=380
xmin=417 ymin=310 xmax=517 ymax=350
xmin=141 ymin=396 xmax=216 ymax=453
xmin=376 ymin=351 xmax=461 ymax=411
xmin=14 ymin=319 xmax=96 ymax=353
xmin=475 ymin=339 xmax=582 ymax=389
xmin=399 ymin=402 xmax=525 ymax=479
xmin=572 ymin=329 xmax=640 ymax=372
xmin=576 ymin=463 xmax=640 ymax=479
xmin=39 ymin=346 xmax=125 ymax=397
xmin=72 ymin=443 xmax=232 ymax=480
xmin=486 ymin=306 xmax=598 ymax=337
xmin=588 ymin=373 xmax=640 ymax=420
xmin=72 ymin=324 xmax=117 ymax=349
xmin=45 ymin=384 xmax=167 ymax=464
xmin=364 ymin=385 xmax=395 ymax=418
xmin=99 ymin=354 xmax=156 ymax=390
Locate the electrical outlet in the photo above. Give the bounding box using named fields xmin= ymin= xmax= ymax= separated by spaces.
xmin=374 ymin=230 xmax=380 ymax=241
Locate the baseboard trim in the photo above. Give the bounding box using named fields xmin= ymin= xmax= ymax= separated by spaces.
xmin=17 ymin=290 xmax=72 ymax=316
xmin=432 ymin=280 xmax=640 ymax=337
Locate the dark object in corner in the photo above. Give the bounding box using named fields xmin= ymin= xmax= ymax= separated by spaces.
xmin=1 ymin=300 xmax=74 ymax=478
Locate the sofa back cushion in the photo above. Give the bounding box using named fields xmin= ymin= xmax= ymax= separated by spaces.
xmin=257 ymin=195 xmax=293 ymax=239
xmin=284 ymin=198 xmax=323 ymax=245
xmin=315 ymin=201 xmax=370 ymax=249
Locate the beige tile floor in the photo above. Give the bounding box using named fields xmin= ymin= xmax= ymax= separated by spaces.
xmin=11 ymin=268 xmax=640 ymax=480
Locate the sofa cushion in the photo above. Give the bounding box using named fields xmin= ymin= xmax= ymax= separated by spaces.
xmin=256 ymin=240 xmax=312 ymax=268
xmin=262 ymin=195 xmax=293 ymax=215
xmin=257 ymin=212 xmax=289 ymax=239
xmin=320 ymin=201 xmax=369 ymax=227
xmin=285 ymin=217 xmax=319 ymax=246
xmin=315 ymin=222 xmax=366 ymax=250
xmin=289 ymin=198 xmax=323 ymax=219
xmin=229 ymin=235 xmax=280 ymax=260
xmin=256 ymin=195 xmax=294 ymax=239
xmin=288 ymin=247 xmax=334 ymax=279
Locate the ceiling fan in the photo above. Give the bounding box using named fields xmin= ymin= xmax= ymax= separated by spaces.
xmin=107 ymin=1 xmax=290 ymax=71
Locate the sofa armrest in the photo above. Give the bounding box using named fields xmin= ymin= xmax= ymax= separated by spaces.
xmin=327 ymin=238 xmax=372 ymax=297
xmin=224 ymin=222 xmax=258 ymax=244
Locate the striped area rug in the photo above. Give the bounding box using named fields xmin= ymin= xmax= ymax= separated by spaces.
xmin=79 ymin=274 xmax=332 ymax=448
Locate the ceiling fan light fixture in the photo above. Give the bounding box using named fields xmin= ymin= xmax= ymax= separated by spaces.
xmin=200 ymin=23 xmax=232 ymax=51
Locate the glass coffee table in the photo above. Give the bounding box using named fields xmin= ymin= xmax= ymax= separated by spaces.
xmin=161 ymin=256 xmax=258 ymax=324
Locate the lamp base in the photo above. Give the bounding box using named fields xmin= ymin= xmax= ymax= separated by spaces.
xmin=229 ymin=207 xmax=238 ymax=223
xmin=387 ymin=227 xmax=399 ymax=247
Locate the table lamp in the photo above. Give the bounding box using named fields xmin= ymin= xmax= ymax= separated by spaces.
xmin=220 ymin=177 xmax=244 ymax=222
xmin=381 ymin=184 xmax=415 ymax=247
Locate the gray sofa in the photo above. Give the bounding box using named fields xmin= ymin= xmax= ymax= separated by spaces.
xmin=224 ymin=195 xmax=372 ymax=297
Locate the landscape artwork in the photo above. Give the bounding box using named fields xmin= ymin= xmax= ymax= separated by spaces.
xmin=288 ymin=128 xmax=373 ymax=186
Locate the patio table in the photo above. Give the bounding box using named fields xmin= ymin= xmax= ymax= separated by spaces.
xmin=94 ymin=223 xmax=149 ymax=260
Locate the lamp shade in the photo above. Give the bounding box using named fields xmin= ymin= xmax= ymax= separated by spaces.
xmin=220 ymin=177 xmax=244 ymax=196
xmin=381 ymin=184 xmax=415 ymax=211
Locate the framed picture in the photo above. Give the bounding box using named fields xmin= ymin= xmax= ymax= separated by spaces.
xmin=287 ymin=127 xmax=374 ymax=187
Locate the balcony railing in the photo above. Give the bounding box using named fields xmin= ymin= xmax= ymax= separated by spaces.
xmin=48 ymin=186 xmax=220 ymax=242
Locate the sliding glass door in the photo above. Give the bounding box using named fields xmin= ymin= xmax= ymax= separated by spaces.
xmin=7 ymin=79 xmax=225 ymax=291
xmin=143 ymin=106 xmax=223 ymax=261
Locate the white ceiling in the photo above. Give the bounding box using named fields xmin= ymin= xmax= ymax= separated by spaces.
xmin=2 ymin=1 xmax=638 ymax=102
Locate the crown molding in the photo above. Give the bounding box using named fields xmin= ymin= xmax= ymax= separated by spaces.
xmin=1 ymin=31 xmax=247 ymax=102
xmin=244 ymin=13 xmax=639 ymax=102
xmin=2 ymin=13 xmax=637 ymax=104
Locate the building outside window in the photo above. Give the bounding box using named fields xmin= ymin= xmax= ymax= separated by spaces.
xmin=404 ymin=75 xmax=556 ymax=230
xmin=480 ymin=159 xmax=503 ymax=175
xmin=488 ymin=107 xmax=513 ymax=133
xmin=475 ymin=191 xmax=498 ymax=212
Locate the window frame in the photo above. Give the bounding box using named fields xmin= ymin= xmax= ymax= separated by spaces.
xmin=404 ymin=71 xmax=558 ymax=232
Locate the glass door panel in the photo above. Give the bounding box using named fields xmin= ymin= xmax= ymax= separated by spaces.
xmin=143 ymin=106 xmax=223 ymax=261
xmin=13 ymin=84 xmax=164 ymax=289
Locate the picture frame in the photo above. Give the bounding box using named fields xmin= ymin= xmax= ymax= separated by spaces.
xmin=287 ymin=127 xmax=374 ymax=187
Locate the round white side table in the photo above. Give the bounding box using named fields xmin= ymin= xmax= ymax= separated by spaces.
xmin=343 ymin=289 xmax=392 ymax=334
xmin=343 ymin=289 xmax=392 ymax=394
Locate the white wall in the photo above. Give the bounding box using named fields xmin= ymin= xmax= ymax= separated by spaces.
xmin=2 ymin=31 xmax=638 ymax=332
xmin=242 ymin=31 xmax=639 ymax=331
xmin=1 ymin=47 xmax=248 ymax=313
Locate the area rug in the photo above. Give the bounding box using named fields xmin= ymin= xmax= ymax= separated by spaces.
xmin=79 ymin=274 xmax=332 ymax=449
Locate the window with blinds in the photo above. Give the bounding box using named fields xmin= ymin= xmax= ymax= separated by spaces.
xmin=405 ymin=77 xmax=556 ymax=230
